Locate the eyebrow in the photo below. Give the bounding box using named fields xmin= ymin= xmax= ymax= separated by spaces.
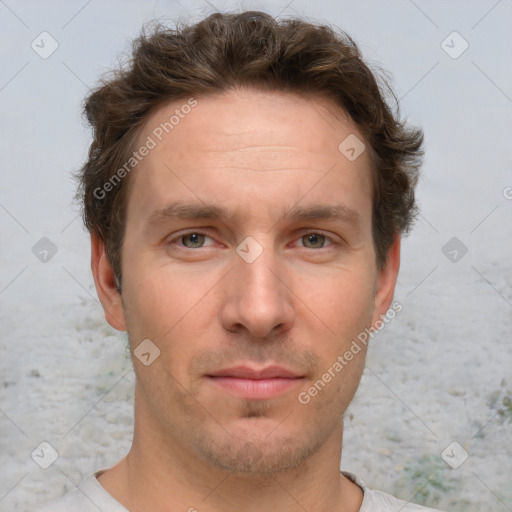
xmin=145 ymin=201 xmax=361 ymax=231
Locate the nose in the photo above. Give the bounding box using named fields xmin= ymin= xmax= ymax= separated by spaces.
xmin=220 ymin=244 xmax=295 ymax=339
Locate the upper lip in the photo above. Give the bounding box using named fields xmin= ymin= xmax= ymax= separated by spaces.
xmin=208 ymin=365 xmax=303 ymax=379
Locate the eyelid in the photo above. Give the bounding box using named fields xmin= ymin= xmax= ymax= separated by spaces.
xmin=167 ymin=230 xmax=217 ymax=248
xmin=166 ymin=228 xmax=341 ymax=249
xmin=292 ymin=230 xmax=337 ymax=248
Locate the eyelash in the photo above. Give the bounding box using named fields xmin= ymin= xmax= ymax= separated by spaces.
xmin=168 ymin=230 xmax=337 ymax=250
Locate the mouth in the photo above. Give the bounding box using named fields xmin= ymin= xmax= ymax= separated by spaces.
xmin=206 ymin=365 xmax=305 ymax=400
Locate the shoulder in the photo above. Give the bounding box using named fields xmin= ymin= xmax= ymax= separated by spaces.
xmin=362 ymin=489 xmax=445 ymax=512
xmin=342 ymin=471 xmax=446 ymax=512
xmin=30 ymin=488 xmax=91 ymax=512
xmin=28 ymin=471 xmax=128 ymax=512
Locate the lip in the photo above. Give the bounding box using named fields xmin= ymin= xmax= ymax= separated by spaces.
xmin=207 ymin=365 xmax=304 ymax=400
xmin=209 ymin=365 xmax=301 ymax=379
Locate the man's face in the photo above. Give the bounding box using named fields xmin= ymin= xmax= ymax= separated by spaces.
xmin=101 ymin=88 xmax=398 ymax=474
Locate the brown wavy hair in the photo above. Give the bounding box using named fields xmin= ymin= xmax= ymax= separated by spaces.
xmin=76 ymin=11 xmax=423 ymax=288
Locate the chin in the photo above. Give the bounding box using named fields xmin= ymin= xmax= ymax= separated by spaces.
xmin=189 ymin=419 xmax=327 ymax=476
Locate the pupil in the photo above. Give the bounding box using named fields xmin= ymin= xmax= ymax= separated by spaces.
xmin=183 ymin=233 xmax=203 ymax=248
xmin=304 ymin=233 xmax=324 ymax=248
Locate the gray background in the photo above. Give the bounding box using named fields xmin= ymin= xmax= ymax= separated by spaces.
xmin=1 ymin=1 xmax=511 ymax=511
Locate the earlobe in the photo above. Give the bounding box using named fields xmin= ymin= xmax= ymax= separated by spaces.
xmin=373 ymin=236 xmax=401 ymax=324
xmin=90 ymin=233 xmax=127 ymax=332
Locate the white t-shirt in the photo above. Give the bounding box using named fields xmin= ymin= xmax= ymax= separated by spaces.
xmin=30 ymin=471 xmax=444 ymax=512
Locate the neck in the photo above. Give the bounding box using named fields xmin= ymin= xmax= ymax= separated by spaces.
xmin=98 ymin=391 xmax=363 ymax=512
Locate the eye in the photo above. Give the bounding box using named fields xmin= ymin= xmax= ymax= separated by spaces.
xmin=298 ymin=233 xmax=333 ymax=249
xmin=178 ymin=232 xmax=213 ymax=248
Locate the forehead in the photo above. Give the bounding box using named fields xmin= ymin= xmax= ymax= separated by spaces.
xmin=127 ymin=88 xmax=372 ymax=226
xmin=137 ymin=88 xmax=365 ymax=164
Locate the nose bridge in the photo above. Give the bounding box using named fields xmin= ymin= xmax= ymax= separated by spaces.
xmin=239 ymin=247 xmax=278 ymax=299
xmin=236 ymin=238 xmax=282 ymax=303
xmin=222 ymin=238 xmax=294 ymax=337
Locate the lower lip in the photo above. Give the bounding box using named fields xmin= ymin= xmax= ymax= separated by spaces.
xmin=207 ymin=376 xmax=303 ymax=400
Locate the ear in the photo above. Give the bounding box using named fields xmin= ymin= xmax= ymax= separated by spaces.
xmin=372 ymin=235 xmax=401 ymax=324
xmin=90 ymin=233 xmax=127 ymax=332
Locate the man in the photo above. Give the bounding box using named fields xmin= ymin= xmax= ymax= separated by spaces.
xmin=34 ymin=11 xmax=443 ymax=512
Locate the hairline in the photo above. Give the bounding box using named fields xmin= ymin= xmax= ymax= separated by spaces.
xmin=109 ymin=88 xmax=388 ymax=285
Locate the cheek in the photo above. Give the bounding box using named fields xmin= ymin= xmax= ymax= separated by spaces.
xmin=120 ymin=268 xmax=185 ymax=366
xmin=295 ymin=267 xmax=376 ymax=342
xmin=123 ymin=268 xmax=176 ymax=338
xmin=121 ymin=261 xmax=221 ymax=359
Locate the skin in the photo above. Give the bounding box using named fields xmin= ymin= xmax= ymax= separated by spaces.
xmin=91 ymin=88 xmax=400 ymax=512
